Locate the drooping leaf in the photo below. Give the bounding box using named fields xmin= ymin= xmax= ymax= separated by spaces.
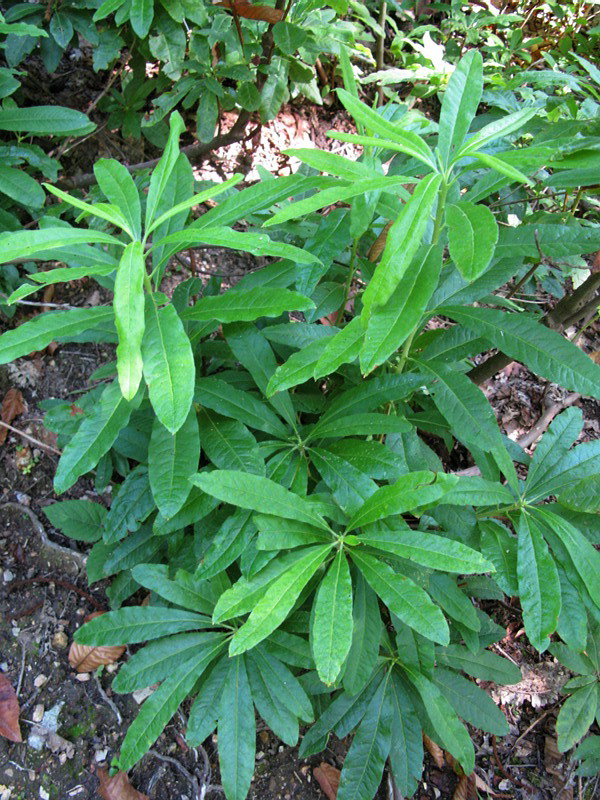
xmin=198 ymin=409 xmax=264 ymax=476
xmin=182 ymin=287 xmax=315 ymax=323
xmin=217 ymin=656 xmax=256 ymax=800
xmin=94 ymin=158 xmax=142 ymax=240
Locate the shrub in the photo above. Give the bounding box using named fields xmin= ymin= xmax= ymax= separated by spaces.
xmin=1 ymin=49 xmax=599 ymax=799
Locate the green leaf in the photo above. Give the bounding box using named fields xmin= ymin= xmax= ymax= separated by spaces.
xmin=44 ymin=184 xmax=134 ymax=237
xmin=415 ymin=359 xmax=502 ymax=452
xmin=404 ymin=666 xmax=474 ymax=774
xmin=119 ymin=644 xmax=219 ymax=771
xmin=343 ymin=572 xmax=382 ymax=695
xmin=229 ymin=545 xmax=332 ymax=656
xmin=311 ymin=550 xmax=353 ymax=686
xmin=439 ymin=307 xmax=600 ymax=399
xmin=436 ymin=644 xmax=522 ymax=684
xmin=147 ymin=174 xmax=243 ymax=234
xmin=131 ymin=564 xmax=214 ymax=615
xmin=148 ymin=409 xmax=199 ymax=519
xmin=310 ymin=448 xmax=377 ymax=516
xmin=433 ymin=668 xmax=509 ymax=735
xmin=517 ymin=513 xmax=561 ymax=651
xmin=182 ymin=287 xmax=314 ymax=323
xmin=437 ymin=50 xmax=483 ymax=167
xmin=335 ymin=88 xmax=436 ymax=169
xmin=456 ymin=107 xmax=537 ymax=160
xmin=251 ymin=646 xmax=313 ymax=723
xmin=94 ymin=158 xmax=142 ymax=239
xmin=43 ymin=499 xmax=106 ymax=543
xmin=441 ymin=476 xmax=515 ymax=507
xmin=360 ymin=526 xmax=493 ymax=574
xmin=194 ymin=377 xmax=289 ymax=439
xmin=264 ymin=174 xmax=413 ymax=228
xmin=54 ymin=380 xmax=137 ymax=494
xmin=142 ymin=297 xmax=195 ymax=433
xmin=346 ymin=472 xmax=458 ymax=531
xmin=321 ymin=373 xmax=428 ymax=423
xmin=113 ymin=632 xmax=226 ymax=693
xmin=524 ymin=407 xmax=583 ymax=499
xmin=74 ymin=606 xmax=211 ymax=646
xmin=336 ymin=673 xmax=393 ymax=800
xmin=129 ymin=0 xmax=153 ymax=37
xmin=186 ymin=657 xmax=229 ymax=747
xmin=266 ymin=338 xmax=329 ymax=397
xmin=0 ymin=164 xmax=45 ymax=209
xmin=360 ymin=244 xmax=442 ymax=375
xmin=308 ymin=413 xmax=411 ymax=443
xmin=0 ymin=228 xmax=121 ymax=264
xmin=557 ymin=684 xmax=598 ymax=753
xmin=558 ymin=475 xmax=600 ymax=513
xmin=387 ymin=672 xmax=423 ymax=797
xmin=534 ymin=509 xmax=600 ymax=611
xmin=198 ymin=409 xmax=264 ymax=476
xmin=7 ymin=265 xmax=116 ymax=305
xmin=284 ymin=148 xmax=376 ymax=180
xmin=362 ymin=173 xmax=442 ymax=318
xmin=218 ymin=657 xmax=256 ymax=800
xmin=197 ymin=509 xmax=256 ymax=580
xmin=192 ymin=470 xmax=330 ymax=530
xmin=350 ymin=550 xmax=449 ymax=645
xmin=0 ymin=307 xmax=113 ymax=366
xmin=313 ymin=316 xmax=364 ymax=379
xmin=255 ymin=514 xmax=330 ymax=551
xmin=446 ymin=202 xmax=498 ymax=281
xmin=326 ymin=440 xmax=406 ymax=482
xmin=480 ymin=520 xmax=518 ymax=596
xmin=0 ymin=105 xmax=95 ymax=136
xmin=145 ymin=112 xmax=184 ymax=229
xmin=114 ymin=242 xmax=145 ymax=400
xmin=474 ymin=151 xmax=534 ymax=185
xmin=428 ymin=573 xmax=480 ymax=632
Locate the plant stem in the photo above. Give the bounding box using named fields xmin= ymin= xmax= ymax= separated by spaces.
xmin=336 ymin=237 xmax=359 ymax=325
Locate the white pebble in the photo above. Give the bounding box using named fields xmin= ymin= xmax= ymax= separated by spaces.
xmin=33 ymin=674 xmax=48 ymax=688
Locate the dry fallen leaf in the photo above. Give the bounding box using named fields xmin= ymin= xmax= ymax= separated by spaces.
xmin=0 ymin=672 xmax=22 ymax=743
xmin=453 ymin=773 xmax=477 ymax=800
xmin=423 ymin=732 xmax=445 ymax=768
xmin=313 ymin=762 xmax=340 ymax=800
xmin=217 ymin=0 xmax=284 ymax=22
xmin=98 ymin=768 xmax=149 ymax=800
xmin=0 ymin=388 xmax=25 ymax=445
xmin=69 ymin=611 xmax=125 ymax=672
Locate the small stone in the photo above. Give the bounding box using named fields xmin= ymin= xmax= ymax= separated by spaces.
xmin=95 ymin=749 xmax=108 ymax=762
xmin=3 ymin=770 xmax=12 ymax=779
xmin=75 ymin=673 xmax=90 ymax=682
xmin=32 ymin=704 xmax=45 ymax=723
xmin=52 ymin=631 xmax=68 ymax=650
xmin=34 ymin=674 xmax=48 ymax=688
xmin=3 ymin=570 xmax=13 ymax=583
xmin=39 ymin=790 xmax=50 ymax=800
xmin=132 ymin=686 xmax=154 ymax=703
xmin=0 ymin=663 xmax=8 ymax=672
xmin=59 ymin=753 xmax=67 ymax=765
xmin=105 ymin=663 xmax=119 ymax=674
xmin=28 ymin=771 xmax=36 ymax=781
xmin=256 ymin=751 xmax=264 ymax=761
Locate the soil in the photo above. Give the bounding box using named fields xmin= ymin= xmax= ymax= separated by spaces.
xmin=1 ymin=36 xmax=600 ymax=800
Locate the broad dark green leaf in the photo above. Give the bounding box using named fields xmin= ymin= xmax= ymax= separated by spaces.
xmin=308 ymin=413 xmax=411 ymax=442
xmin=196 ymin=509 xmax=256 ymax=580
xmin=480 ymin=520 xmax=518 ymax=596
xmin=198 ymin=408 xmax=264 ymax=476
xmin=433 ymin=667 xmax=509 ymax=735
xmin=182 ymin=287 xmax=314 ymax=323
xmin=266 ymin=338 xmax=329 ymax=396
xmin=321 ymin=373 xmax=428 ymax=422
xmin=74 ymin=606 xmax=212 ymax=646
xmin=343 ymin=572 xmax=381 ymax=696
xmin=524 ymin=407 xmax=583 ymax=499
xmin=557 ymin=683 xmax=598 ymax=753
xmin=436 ymin=644 xmax=522 ymax=684
xmin=54 ymin=380 xmax=137 ymax=494
xmin=131 ymin=564 xmax=214 ymax=615
xmin=142 ymin=298 xmax=195 ymax=433
xmin=517 ymin=513 xmax=561 ymax=651
xmin=351 ymin=550 xmax=449 ymax=645
xmin=314 ymin=316 xmax=364 ymax=379
xmin=186 ymin=656 xmax=230 ymax=747
xmin=192 ymin=470 xmax=330 ymax=530
xmin=0 ymin=228 xmax=120 ymax=263
xmin=194 ymin=377 xmax=289 ymax=438
xmin=148 ymin=408 xmax=199 ymax=519
xmin=387 ymin=672 xmax=423 ymax=797
xmin=255 ymin=514 xmax=330 ymax=551
xmin=439 ymin=307 xmax=600 ymax=399
xmin=310 ymin=448 xmax=378 ymax=516
xmin=43 ymin=499 xmax=106 ymax=543
xmin=217 ymin=657 xmax=256 ymax=800
xmin=103 ymin=465 xmax=153 ymax=544
xmin=311 ymin=551 xmax=353 ymax=686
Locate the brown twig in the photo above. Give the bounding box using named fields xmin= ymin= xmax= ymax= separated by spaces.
xmin=0 ymin=421 xmax=62 ymax=456
xmin=6 ymin=576 xmax=103 ymax=610
xmin=491 ymin=734 xmax=535 ymax=791
xmin=517 ymin=392 xmax=581 ymax=448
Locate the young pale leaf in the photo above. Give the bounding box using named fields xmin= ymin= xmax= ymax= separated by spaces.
xmin=360 ymin=244 xmax=442 ymax=375
xmin=192 ymin=470 xmax=330 ymax=530
xmin=142 ymin=298 xmax=195 ymax=433
xmin=351 ymin=550 xmax=449 ymax=645
xmin=361 ymin=173 xmax=442 ymax=318
xmin=359 ymin=526 xmax=493 ymax=574
xmin=0 ymin=307 xmax=114 ymax=365
xmin=118 ymin=644 xmax=220 ymax=771
xmin=415 ymin=359 xmax=502 ymax=452
xmin=446 ymin=202 xmax=498 ymax=281
xmin=218 ymin=657 xmax=256 ymax=800
xmin=114 ymin=242 xmax=145 ymax=400
xmin=336 ymin=88 xmax=437 ymax=168
xmin=147 ymin=173 xmax=243 ymax=234
xmin=94 ymin=158 xmax=142 ymax=239
xmin=0 ymin=228 xmax=123 ymax=263
xmin=74 ymin=607 xmax=212 ymax=646
xmin=456 ymin=107 xmax=537 ymax=160
xmin=517 ymin=513 xmax=561 ymax=651
xmin=336 ymin=673 xmax=393 ymax=800
xmin=182 ymin=287 xmax=314 ymax=323
xmin=145 ymin=111 xmax=184 ymax=229
xmin=439 ymin=307 xmax=600 ymax=399
xmin=229 ymin=544 xmax=332 ymax=656
xmin=148 ymin=409 xmax=199 ymax=519
xmin=346 ymin=472 xmax=458 ymax=531
xmin=437 ymin=49 xmax=483 ymax=167
xmin=7 ymin=265 xmax=117 ymax=305
xmin=54 ymin=380 xmax=138 ymax=494
xmin=311 ymin=550 xmax=353 ymax=686
xmin=44 ymin=184 xmax=134 ymax=238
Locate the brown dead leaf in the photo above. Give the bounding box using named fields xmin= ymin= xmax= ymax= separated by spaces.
xmin=0 ymin=388 xmax=25 ymax=445
xmin=591 ymin=350 xmax=600 ymax=365
xmin=453 ymin=773 xmax=477 ymax=800
xmin=14 ymin=445 xmax=32 ymax=472
xmin=423 ymin=733 xmax=445 ymax=768
xmin=69 ymin=610 xmax=124 ymax=672
xmin=217 ymin=0 xmax=284 ymax=22
xmin=313 ymin=762 xmax=340 ymax=800
xmin=0 ymin=672 xmax=22 ymax=742
xmin=98 ymin=768 xmax=149 ymax=800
